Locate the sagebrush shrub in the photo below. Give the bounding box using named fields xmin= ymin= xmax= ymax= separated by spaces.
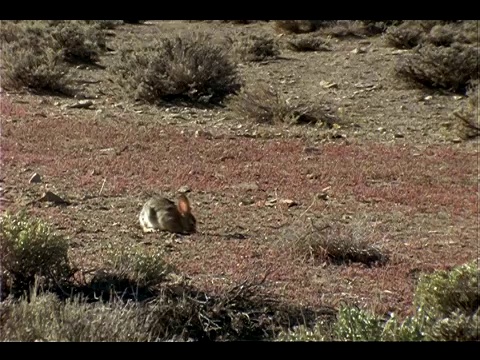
xmin=112 ymin=32 xmax=242 ymax=105
xmin=385 ymin=21 xmax=426 ymax=49
xmin=1 ymin=42 xmax=71 ymax=94
xmin=230 ymin=34 xmax=280 ymax=62
xmin=386 ymin=20 xmax=479 ymax=49
xmin=395 ymin=43 xmax=479 ymax=93
xmin=49 ymin=21 xmax=106 ymax=63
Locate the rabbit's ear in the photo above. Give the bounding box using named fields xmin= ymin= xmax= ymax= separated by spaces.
xmin=177 ymin=194 xmax=191 ymax=214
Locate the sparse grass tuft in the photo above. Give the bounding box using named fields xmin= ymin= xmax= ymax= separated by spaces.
xmin=395 ymin=43 xmax=479 ymax=93
xmin=76 ymin=243 xmax=173 ymax=302
xmin=112 ymin=32 xmax=242 ymax=105
xmin=230 ymin=34 xmax=281 ymax=62
xmin=0 ymin=211 xmax=73 ymax=294
xmin=228 ymin=83 xmax=322 ymax=125
xmin=286 ymin=222 xmax=388 ymax=267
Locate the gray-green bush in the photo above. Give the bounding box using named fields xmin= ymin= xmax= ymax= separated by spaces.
xmin=112 ymin=32 xmax=242 ymax=105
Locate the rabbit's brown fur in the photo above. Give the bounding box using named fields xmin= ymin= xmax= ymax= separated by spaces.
xmin=139 ymin=194 xmax=196 ymax=234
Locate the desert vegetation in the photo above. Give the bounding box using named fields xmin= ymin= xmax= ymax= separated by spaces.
xmin=0 ymin=20 xmax=478 ymax=341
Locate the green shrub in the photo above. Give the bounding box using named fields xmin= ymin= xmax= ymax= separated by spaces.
xmin=0 ymin=211 xmax=72 ymax=293
xmin=112 ymin=32 xmax=242 ymax=105
xmin=414 ymin=261 xmax=479 ymax=318
xmin=277 ymin=260 xmax=479 ymax=341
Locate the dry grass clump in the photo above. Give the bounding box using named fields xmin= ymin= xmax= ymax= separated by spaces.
xmin=228 ymin=83 xmax=327 ymax=125
xmin=395 ymin=43 xmax=479 ymax=93
xmin=111 ymin=32 xmax=242 ymax=105
xmin=229 ymin=34 xmax=281 ymax=62
xmin=284 ymin=34 xmax=332 ymax=52
xmin=453 ymin=81 xmax=479 ymax=139
xmin=284 ymin=221 xmax=388 ymax=267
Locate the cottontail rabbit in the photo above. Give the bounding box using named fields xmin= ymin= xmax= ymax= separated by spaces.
xmin=139 ymin=194 xmax=196 ymax=234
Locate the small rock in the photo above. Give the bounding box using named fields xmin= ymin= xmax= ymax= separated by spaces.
xmin=452 ymin=138 xmax=462 ymax=143
xmin=303 ymin=146 xmax=322 ymax=154
xmin=66 ymin=100 xmax=94 ymax=109
xmin=178 ymin=185 xmax=191 ymax=193
xmin=306 ymin=173 xmax=316 ymax=180
xmin=37 ymin=191 xmax=70 ymax=205
xmin=279 ymin=199 xmax=298 ymax=208
xmin=29 ymin=173 xmax=42 ymax=183
xmin=99 ymin=147 xmax=115 ymax=153
xmin=194 ymin=130 xmax=213 ymax=139
xmin=394 ymin=133 xmax=404 ymax=138
xmin=377 ymin=127 xmax=385 ymax=132
xmin=265 ymin=199 xmax=277 ymax=207
xmin=423 ymin=96 xmax=433 ymax=101
xmin=351 ymin=47 xmax=367 ymax=54
xmin=453 ymin=95 xmax=463 ymax=101
xmin=391 ymin=49 xmax=408 ymax=55
xmin=239 ymin=198 xmax=255 ymax=206
xmin=319 ymin=80 xmax=338 ymax=89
